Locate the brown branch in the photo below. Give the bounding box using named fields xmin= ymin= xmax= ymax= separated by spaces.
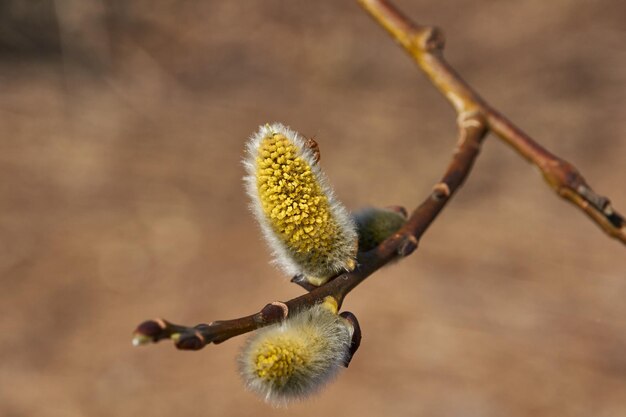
xmin=133 ymin=0 xmax=624 ymax=351
xmin=133 ymin=113 xmax=488 ymax=350
xmin=357 ymin=0 xmax=626 ymax=244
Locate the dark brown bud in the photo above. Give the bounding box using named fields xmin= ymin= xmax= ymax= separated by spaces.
xmin=132 ymin=319 xmax=168 ymax=346
xmin=339 ymin=311 xmax=362 ymax=367
xmin=259 ymin=301 xmax=289 ymax=323
xmin=398 ymin=235 xmax=418 ymax=257
xmin=136 ymin=319 xmax=165 ymax=336
xmin=175 ymin=331 xmax=206 ymax=351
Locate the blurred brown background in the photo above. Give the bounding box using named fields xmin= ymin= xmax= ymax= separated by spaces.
xmin=1 ymin=1 xmax=625 ymax=416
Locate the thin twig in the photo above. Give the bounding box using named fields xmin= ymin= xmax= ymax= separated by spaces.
xmin=357 ymin=0 xmax=626 ymax=244
xmin=133 ymin=113 xmax=488 ymax=350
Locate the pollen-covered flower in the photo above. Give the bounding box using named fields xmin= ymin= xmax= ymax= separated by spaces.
xmin=238 ymin=299 xmax=353 ymax=406
xmin=354 ymin=207 xmax=408 ymax=252
xmin=244 ymin=123 xmax=358 ymax=286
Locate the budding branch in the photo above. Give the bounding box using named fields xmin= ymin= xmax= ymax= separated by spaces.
xmin=133 ymin=0 xmax=625 ymax=351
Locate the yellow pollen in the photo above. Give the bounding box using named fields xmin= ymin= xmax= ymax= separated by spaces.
xmin=254 ymin=339 xmax=307 ymax=384
xmin=321 ymin=296 xmax=339 ymax=314
xmin=256 ymin=134 xmax=340 ymax=258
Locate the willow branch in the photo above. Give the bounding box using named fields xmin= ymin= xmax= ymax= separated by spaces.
xmin=133 ymin=113 xmax=488 ymax=350
xmin=357 ymin=0 xmax=626 ymax=244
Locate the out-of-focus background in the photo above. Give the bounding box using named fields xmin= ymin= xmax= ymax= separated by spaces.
xmin=1 ymin=1 xmax=625 ymax=416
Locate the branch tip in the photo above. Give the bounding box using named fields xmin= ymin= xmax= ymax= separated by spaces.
xmin=132 ymin=333 xmax=152 ymax=347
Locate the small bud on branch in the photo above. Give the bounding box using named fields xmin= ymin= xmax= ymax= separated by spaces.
xmin=353 ymin=207 xmax=408 ymax=253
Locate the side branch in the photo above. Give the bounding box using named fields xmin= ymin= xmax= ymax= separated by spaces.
xmin=357 ymin=0 xmax=626 ymax=244
xmin=133 ymin=114 xmax=488 ymax=350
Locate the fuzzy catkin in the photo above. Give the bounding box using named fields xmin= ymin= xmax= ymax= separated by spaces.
xmin=238 ymin=302 xmax=352 ymax=406
xmin=244 ymin=123 xmax=358 ymax=286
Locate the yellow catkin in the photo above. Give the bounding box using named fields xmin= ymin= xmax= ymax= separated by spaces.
xmin=256 ymin=134 xmax=336 ymax=258
xmin=238 ymin=302 xmax=352 ymax=406
xmin=254 ymin=337 xmax=309 ymax=382
xmin=245 ymin=123 xmax=357 ymax=285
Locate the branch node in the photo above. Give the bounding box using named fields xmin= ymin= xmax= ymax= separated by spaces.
xmin=458 ymin=111 xmax=484 ymax=128
xmin=175 ymin=330 xmax=207 ymax=351
xmin=418 ymin=25 xmax=445 ymax=52
xmin=398 ymin=235 xmax=419 ymax=257
xmin=576 ymin=184 xmax=610 ymax=212
xmin=432 ymin=182 xmax=451 ymax=200
xmin=259 ymin=301 xmax=289 ymax=323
